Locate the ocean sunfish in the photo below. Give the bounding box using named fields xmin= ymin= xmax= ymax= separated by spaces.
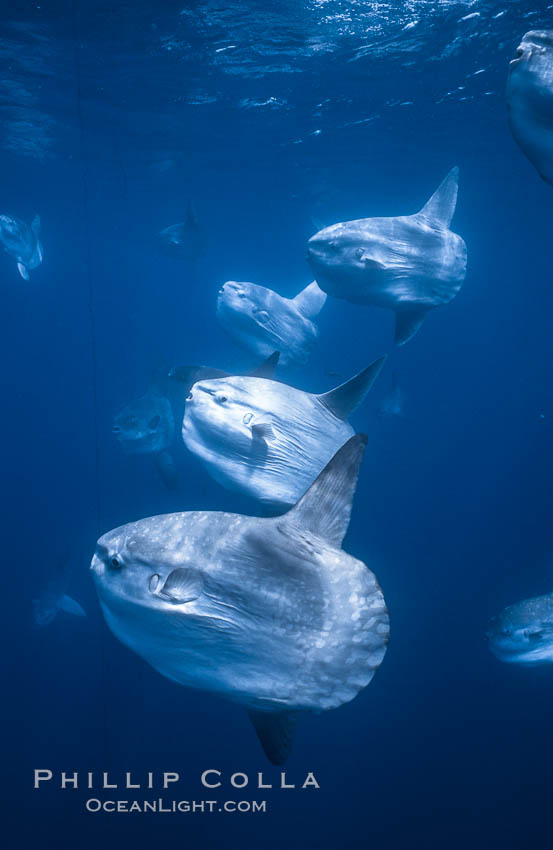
xmin=487 ymin=591 xmax=553 ymax=665
xmin=158 ymin=201 xmax=204 ymax=260
xmin=507 ymin=31 xmax=553 ymax=186
xmin=169 ymin=351 xmax=280 ymax=395
xmin=376 ymin=370 xmax=405 ymax=419
xmin=33 ymin=555 xmax=86 ymax=628
xmin=182 ymin=356 xmax=385 ymax=511
xmin=0 ymin=213 xmax=43 ymax=280
xmin=113 ymin=367 xmax=178 ymax=490
xmin=91 ymin=435 xmax=389 ymax=764
xmin=306 ymin=168 xmax=467 ymax=344
xmin=217 ymin=280 xmax=327 ymax=367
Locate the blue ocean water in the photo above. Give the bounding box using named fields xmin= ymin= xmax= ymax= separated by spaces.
xmin=3 ymin=1 xmax=553 ymax=847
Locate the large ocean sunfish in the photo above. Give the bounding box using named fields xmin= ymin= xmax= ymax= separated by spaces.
xmin=507 ymin=31 xmax=553 ymax=186
xmin=306 ymin=168 xmax=467 ymax=345
xmin=0 ymin=213 xmax=43 ymax=280
xmin=113 ymin=367 xmax=178 ymax=490
xmin=487 ymin=591 xmax=553 ymax=665
xmin=182 ymin=356 xmax=385 ymax=511
xmin=91 ymin=435 xmax=389 ymax=764
xmin=217 ymin=279 xmax=327 ymax=367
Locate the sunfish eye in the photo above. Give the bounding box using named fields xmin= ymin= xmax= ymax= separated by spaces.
xmin=110 ymin=556 xmax=122 ymax=570
xmin=355 ymin=247 xmax=365 ymax=259
xmin=216 ymin=392 xmax=228 ymax=404
xmin=148 ymin=415 xmax=161 ymax=429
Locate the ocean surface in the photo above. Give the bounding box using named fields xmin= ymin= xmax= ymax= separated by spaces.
xmin=4 ymin=1 xmax=553 ymax=848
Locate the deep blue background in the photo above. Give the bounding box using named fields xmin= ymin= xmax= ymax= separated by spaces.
xmin=2 ymin=1 xmax=553 ymax=848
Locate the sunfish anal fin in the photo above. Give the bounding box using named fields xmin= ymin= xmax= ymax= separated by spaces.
xmin=318 ymin=355 xmax=386 ymax=420
xmin=292 ymin=281 xmax=327 ymax=318
xmin=395 ymin=310 xmax=425 ymax=345
xmin=283 ymin=433 xmax=367 ymax=548
xmin=248 ymin=710 xmax=299 ymax=765
xmin=418 ymin=166 xmax=459 ymax=228
xmin=17 ymin=263 xmax=29 ymax=280
xmin=247 ymin=351 xmax=280 ymax=378
xmin=59 ymin=595 xmax=86 ymax=617
xmin=155 ymin=450 xmax=178 ymax=490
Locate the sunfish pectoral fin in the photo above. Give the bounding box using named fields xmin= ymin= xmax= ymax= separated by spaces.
xmin=248 ymin=710 xmax=299 ymax=765
xmin=250 ymin=423 xmax=275 ymax=463
xmin=394 ymin=310 xmax=426 ymax=345
xmin=247 ymin=351 xmax=280 ymax=378
xmin=418 ymin=166 xmax=459 ymax=228
xmin=155 ymin=450 xmax=178 ymax=490
xmin=318 ymin=355 xmax=386 ymax=420
xmin=283 ymin=433 xmax=367 ymax=547
xmin=292 ymin=281 xmax=327 ymax=317
xmin=59 ymin=595 xmax=86 ymax=617
xmin=17 ymin=263 xmax=29 ymax=280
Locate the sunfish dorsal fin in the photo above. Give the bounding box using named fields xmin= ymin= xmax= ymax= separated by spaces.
xmin=318 ymin=355 xmax=386 ymax=420
xmin=418 ymin=166 xmax=459 ymax=228
xmin=248 ymin=710 xmax=299 ymax=765
xmin=283 ymin=434 xmax=367 ymax=547
xmin=292 ymin=281 xmax=327 ymax=318
xmin=248 ymin=351 xmax=280 ymax=378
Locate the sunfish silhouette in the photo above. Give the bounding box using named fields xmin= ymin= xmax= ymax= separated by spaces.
xmin=113 ymin=366 xmax=178 ymax=490
xmin=91 ymin=435 xmax=389 ymax=764
xmin=182 ymin=356 xmax=385 ymax=511
xmin=487 ymin=591 xmax=553 ymax=665
xmin=217 ymin=280 xmax=326 ymax=367
xmin=307 ymin=168 xmax=467 ymax=344
xmin=158 ymin=201 xmax=204 ymax=260
xmin=507 ymin=31 xmax=553 ymax=186
xmin=169 ymin=352 xmax=280 ymax=395
xmin=33 ymin=555 xmax=86 ymax=628
xmin=0 ymin=213 xmax=43 ymax=279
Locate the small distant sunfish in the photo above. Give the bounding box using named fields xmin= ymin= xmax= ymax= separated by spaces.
xmin=487 ymin=591 xmax=553 ymax=665
xmin=33 ymin=556 xmax=86 ymax=628
xmin=307 ymin=168 xmax=467 ymax=344
xmin=91 ymin=435 xmax=389 ymax=764
xmin=217 ymin=280 xmax=327 ymax=367
xmin=0 ymin=213 xmax=43 ymax=280
xmin=113 ymin=368 xmax=178 ymax=490
xmin=507 ymin=31 xmax=553 ymax=186
xmin=182 ymin=355 xmax=385 ymax=511
xmin=376 ymin=371 xmax=405 ymax=419
xmin=158 ymin=201 xmax=204 ymax=260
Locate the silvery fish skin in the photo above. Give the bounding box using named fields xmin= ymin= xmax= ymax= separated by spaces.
xmin=507 ymin=31 xmax=553 ymax=186
xmin=217 ymin=280 xmax=327 ymax=367
xmin=487 ymin=592 xmax=553 ymax=665
xmin=0 ymin=213 xmax=43 ymax=280
xmin=306 ymin=168 xmax=467 ymax=344
xmin=91 ymin=436 xmax=389 ymax=763
xmin=182 ymin=357 xmax=385 ymax=511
